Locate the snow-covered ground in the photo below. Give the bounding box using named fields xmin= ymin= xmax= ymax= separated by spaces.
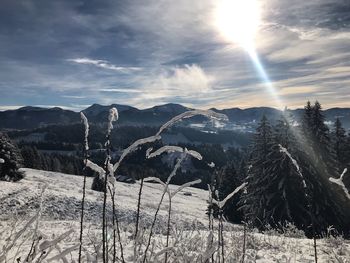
xmin=1 ymin=169 xmax=350 ymax=262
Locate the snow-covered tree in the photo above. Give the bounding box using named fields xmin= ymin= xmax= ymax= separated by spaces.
xmin=209 ymin=162 xmax=244 ymax=223
xmin=299 ymin=101 xmax=350 ymax=234
xmin=331 ymin=118 xmax=347 ymax=169
xmin=264 ymin=115 xmax=309 ymax=229
xmin=240 ymin=115 xmax=275 ymax=228
xmin=0 ymin=132 xmax=24 ymax=181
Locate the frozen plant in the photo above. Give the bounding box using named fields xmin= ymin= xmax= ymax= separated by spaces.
xmin=209 ymin=181 xmax=248 ymax=263
xmin=279 ymin=144 xmax=306 ymax=188
xmin=141 ymin=145 xmax=203 ymax=263
xmin=79 ymin=112 xmax=89 ymax=263
xmin=329 ymin=168 xmax=350 ymax=200
xmin=80 ymin=108 xmax=228 ymax=262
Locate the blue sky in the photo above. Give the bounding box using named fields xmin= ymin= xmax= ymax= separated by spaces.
xmin=0 ymin=0 xmax=349 ymax=110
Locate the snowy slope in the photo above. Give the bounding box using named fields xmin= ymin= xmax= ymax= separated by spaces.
xmin=1 ymin=169 xmax=350 ymax=262
xmin=0 ymin=168 xmax=208 ymax=225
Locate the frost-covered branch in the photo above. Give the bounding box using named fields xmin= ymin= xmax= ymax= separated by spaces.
xmin=146 ymin=145 xmax=202 ymax=161
xmin=167 ymin=153 xmax=187 ymax=184
xmin=279 ymin=144 xmax=307 ymax=188
xmin=155 ymin=109 xmax=228 ymax=137
xmin=170 ymin=179 xmax=201 ymax=198
xmin=144 ymin=176 xmax=166 ymax=187
xmin=47 ymin=244 xmax=80 ymax=262
xmin=39 ymin=229 xmax=75 ymax=252
xmin=107 ymin=107 xmax=118 ymax=134
xmin=113 ymin=109 xmax=226 ymax=172
xmin=80 ymin=112 xmax=89 ymax=151
xmin=113 ymin=135 xmax=161 ymax=172
xmin=146 ymin=146 xmax=183 ymax=159
xmin=86 ymin=160 xmax=105 ymax=178
xmin=212 ymin=182 xmax=248 ymax=209
xmin=329 ymin=168 xmax=350 ymax=200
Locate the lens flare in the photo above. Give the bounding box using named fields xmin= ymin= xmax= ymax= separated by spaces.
xmin=214 ymin=0 xmax=261 ymax=49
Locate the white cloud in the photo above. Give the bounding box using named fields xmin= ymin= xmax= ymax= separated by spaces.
xmin=0 ymin=106 xmax=25 ymax=111
xmin=62 ymin=95 xmax=86 ymax=99
xmin=67 ymin=58 xmax=141 ymax=73
xmin=142 ymin=65 xmax=213 ymax=100
xmin=153 ymin=64 xmax=213 ymax=94
xmin=99 ymin=88 xmax=142 ymax=93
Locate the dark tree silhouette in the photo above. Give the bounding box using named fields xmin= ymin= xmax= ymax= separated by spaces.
xmin=0 ymin=132 xmax=24 ymax=181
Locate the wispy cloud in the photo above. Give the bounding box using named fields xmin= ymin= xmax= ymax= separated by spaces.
xmin=125 ymin=64 xmax=214 ymax=108
xmin=61 ymin=95 xmax=86 ymax=99
xmin=67 ymin=58 xmax=142 ymax=73
xmin=99 ymin=88 xmax=142 ymax=93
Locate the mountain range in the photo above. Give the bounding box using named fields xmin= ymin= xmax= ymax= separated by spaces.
xmin=0 ymin=103 xmax=349 ymax=131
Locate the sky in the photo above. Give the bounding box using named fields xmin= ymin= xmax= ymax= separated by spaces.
xmin=0 ymin=0 xmax=349 ymax=111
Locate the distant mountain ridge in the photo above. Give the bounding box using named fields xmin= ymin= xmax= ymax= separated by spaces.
xmin=0 ymin=103 xmax=349 ymax=131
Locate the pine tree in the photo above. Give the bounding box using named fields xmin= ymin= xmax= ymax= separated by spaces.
xmin=240 ymin=115 xmax=275 ymax=228
xmin=312 ymin=101 xmax=332 ymax=149
xmin=20 ymin=146 xmax=42 ymax=169
xmin=21 ymin=146 xmax=35 ymax=168
xmin=302 ymin=100 xmax=313 ymax=132
xmin=264 ymin=114 xmax=310 ymax=229
xmin=297 ymin=101 xmax=350 ymax=234
xmin=0 ymin=133 xmax=24 ymax=181
xmin=331 ymin=118 xmax=347 ymax=169
xmin=214 ymin=162 xmax=244 ymax=223
xmin=343 ymin=132 xmax=350 ymax=189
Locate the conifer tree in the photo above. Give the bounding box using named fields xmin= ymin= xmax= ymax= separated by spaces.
xmin=298 ymin=101 xmax=350 ymax=234
xmin=0 ymin=133 xmax=24 ymax=181
xmin=331 ymin=118 xmax=347 ymax=169
xmin=302 ymin=100 xmax=313 ymax=131
xmin=240 ymin=115 xmax=275 ymax=228
xmin=264 ymin=114 xmax=310 ymax=229
xmin=214 ymin=162 xmax=244 ymax=223
xmin=20 ymin=146 xmax=41 ymax=169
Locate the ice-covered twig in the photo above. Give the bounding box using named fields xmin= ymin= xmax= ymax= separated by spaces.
xmin=0 ymin=214 xmax=37 ymax=261
xmin=86 ymin=160 xmax=105 ymax=178
xmin=186 ymin=149 xmax=202 ymax=160
xmin=146 ymin=146 xmax=183 ymax=159
xmin=39 ymin=229 xmax=75 ymax=251
xmin=26 ymin=184 xmax=47 ymax=262
xmin=142 ymin=153 xmax=186 ymax=262
xmin=146 ymin=145 xmax=202 ymax=160
xmin=170 ymin=179 xmax=201 ymax=198
xmin=113 ymin=110 xmax=227 ymax=172
xmin=155 ymin=109 xmax=228 ymax=137
xmin=213 ymin=182 xmax=248 ymax=209
xmin=80 ymin=112 xmax=89 ymax=151
xmin=113 ymin=135 xmax=161 ymax=172
xmin=144 ymin=176 xmax=166 ymax=187
xmin=47 ymin=244 xmax=80 ymax=262
xmin=167 ymin=153 xmax=186 ymax=184
xmin=107 ymin=107 xmax=118 ymax=134
xmin=329 ymin=168 xmax=350 ymax=200
xmin=279 ymin=144 xmax=307 ymax=188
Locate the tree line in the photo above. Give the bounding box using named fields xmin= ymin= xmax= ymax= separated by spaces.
xmin=213 ymin=101 xmax=350 ymax=236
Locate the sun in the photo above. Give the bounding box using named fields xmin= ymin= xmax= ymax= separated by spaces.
xmin=214 ymin=0 xmax=261 ymax=50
